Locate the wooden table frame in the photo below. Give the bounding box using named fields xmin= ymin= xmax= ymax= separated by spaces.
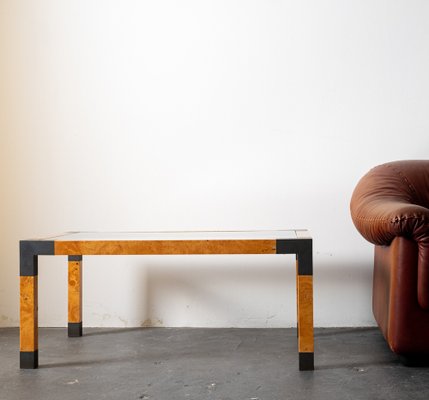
xmin=19 ymin=231 xmax=314 ymax=370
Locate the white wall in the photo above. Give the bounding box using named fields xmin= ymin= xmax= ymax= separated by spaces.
xmin=1 ymin=0 xmax=428 ymax=328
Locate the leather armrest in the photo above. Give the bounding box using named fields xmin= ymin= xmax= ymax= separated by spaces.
xmin=351 ymin=199 xmax=429 ymax=247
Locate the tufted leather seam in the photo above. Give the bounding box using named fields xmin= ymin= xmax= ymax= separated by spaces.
xmin=351 ymin=214 xmax=428 ymax=223
xmin=351 ymin=214 xmax=390 ymax=222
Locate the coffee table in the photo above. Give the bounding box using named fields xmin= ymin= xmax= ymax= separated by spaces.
xmin=19 ymin=230 xmax=314 ymax=370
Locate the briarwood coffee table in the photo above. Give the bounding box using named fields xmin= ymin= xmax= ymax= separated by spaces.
xmin=19 ymin=230 xmax=314 ymax=370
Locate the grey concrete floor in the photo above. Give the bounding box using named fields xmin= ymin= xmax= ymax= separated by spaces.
xmin=0 ymin=327 xmax=428 ymax=400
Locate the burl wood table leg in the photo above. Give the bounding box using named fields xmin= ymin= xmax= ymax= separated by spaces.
xmin=296 ymin=250 xmax=314 ymax=371
xmin=68 ymin=256 xmax=83 ymax=337
xmin=20 ymin=275 xmax=38 ymax=368
xmin=277 ymin=237 xmax=314 ymax=370
xmin=20 ymin=240 xmax=54 ymax=368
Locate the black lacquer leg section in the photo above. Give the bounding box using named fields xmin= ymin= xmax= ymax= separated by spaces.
xmin=20 ymin=351 xmax=39 ymax=369
xmin=299 ymin=352 xmax=314 ymax=371
xmin=68 ymin=322 xmax=83 ymax=338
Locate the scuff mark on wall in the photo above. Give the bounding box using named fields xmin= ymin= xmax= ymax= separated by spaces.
xmin=140 ymin=318 xmax=164 ymax=327
xmin=0 ymin=314 xmax=19 ymax=327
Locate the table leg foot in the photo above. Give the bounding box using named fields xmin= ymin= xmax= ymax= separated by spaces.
xmin=68 ymin=322 xmax=83 ymax=337
xmin=20 ymin=350 xmax=38 ymax=369
xmin=299 ymin=352 xmax=314 ymax=371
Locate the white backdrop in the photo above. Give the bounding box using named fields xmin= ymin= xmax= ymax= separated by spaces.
xmin=1 ymin=0 xmax=428 ymax=328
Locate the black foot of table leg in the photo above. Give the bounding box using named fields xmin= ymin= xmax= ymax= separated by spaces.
xmin=20 ymin=350 xmax=38 ymax=369
xmin=68 ymin=322 xmax=83 ymax=337
xmin=299 ymin=352 xmax=314 ymax=371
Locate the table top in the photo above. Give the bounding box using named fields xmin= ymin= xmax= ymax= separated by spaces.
xmin=34 ymin=230 xmax=310 ymax=242
xmin=19 ymin=230 xmax=313 ymax=281
xmin=21 ymin=230 xmax=311 ymax=257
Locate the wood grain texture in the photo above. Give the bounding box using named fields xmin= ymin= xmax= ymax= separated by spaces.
xmin=55 ymin=240 xmax=276 ymax=256
xmin=20 ymin=276 xmax=38 ymax=352
xmin=297 ymin=275 xmax=314 ymax=353
xmin=68 ymin=260 xmax=82 ymax=323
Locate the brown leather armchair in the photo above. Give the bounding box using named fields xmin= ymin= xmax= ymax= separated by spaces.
xmin=350 ymin=160 xmax=429 ymax=363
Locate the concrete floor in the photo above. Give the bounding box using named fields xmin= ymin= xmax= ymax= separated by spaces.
xmin=1 ymin=327 xmax=428 ymax=400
